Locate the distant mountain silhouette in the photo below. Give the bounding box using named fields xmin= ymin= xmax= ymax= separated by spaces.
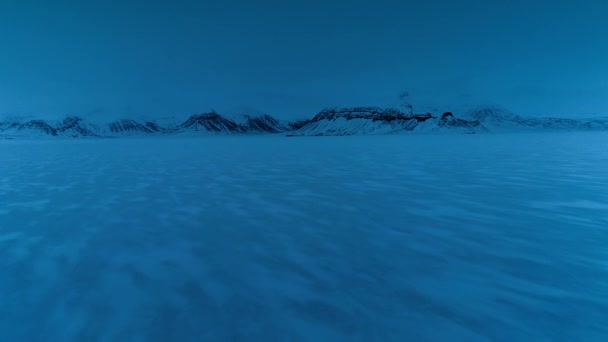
xmin=1 ymin=106 xmax=607 ymax=138
xmin=176 ymin=112 xmax=242 ymax=133
xmin=238 ymin=114 xmax=288 ymax=133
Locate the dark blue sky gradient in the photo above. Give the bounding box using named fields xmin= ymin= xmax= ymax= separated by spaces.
xmin=1 ymin=0 xmax=607 ymax=119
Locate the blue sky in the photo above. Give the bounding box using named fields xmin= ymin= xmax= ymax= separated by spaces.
xmin=1 ymin=0 xmax=606 ymax=119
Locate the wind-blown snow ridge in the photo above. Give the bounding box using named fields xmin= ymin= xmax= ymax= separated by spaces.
xmin=1 ymin=106 xmax=607 ymax=138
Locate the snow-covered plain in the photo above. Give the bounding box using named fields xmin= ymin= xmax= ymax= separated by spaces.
xmin=1 ymin=133 xmax=607 ymax=341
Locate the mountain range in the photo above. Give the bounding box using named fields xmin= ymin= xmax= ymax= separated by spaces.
xmin=1 ymin=107 xmax=607 ymax=138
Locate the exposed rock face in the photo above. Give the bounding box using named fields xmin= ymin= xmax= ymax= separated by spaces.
xmin=287 ymin=119 xmax=312 ymax=130
xmin=109 ymin=119 xmax=162 ymax=134
xmin=0 ymin=120 xmax=51 ymax=136
xmin=0 ymin=122 xmax=18 ymax=132
xmin=239 ymin=114 xmax=286 ymax=133
xmin=289 ymin=107 xmax=436 ymax=136
xmin=177 ymin=112 xmax=242 ymax=133
xmin=438 ymin=112 xmax=485 ymax=132
xmin=19 ymin=120 xmax=58 ymax=136
xmin=143 ymin=121 xmax=162 ymax=132
xmin=310 ymin=107 xmax=433 ymax=123
xmin=58 ymin=117 xmax=99 ymax=137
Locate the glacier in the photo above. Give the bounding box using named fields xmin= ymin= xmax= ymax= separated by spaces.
xmin=1 ymin=132 xmax=608 ymax=340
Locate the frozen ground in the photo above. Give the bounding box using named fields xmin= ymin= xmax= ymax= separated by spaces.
xmin=1 ymin=133 xmax=607 ymax=341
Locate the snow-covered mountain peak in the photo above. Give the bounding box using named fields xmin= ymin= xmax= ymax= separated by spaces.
xmin=177 ymin=112 xmax=242 ymax=133
xmin=466 ymin=106 xmax=522 ymax=123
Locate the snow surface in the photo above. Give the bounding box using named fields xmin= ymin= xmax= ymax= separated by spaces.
xmin=1 ymin=133 xmax=608 ymax=340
